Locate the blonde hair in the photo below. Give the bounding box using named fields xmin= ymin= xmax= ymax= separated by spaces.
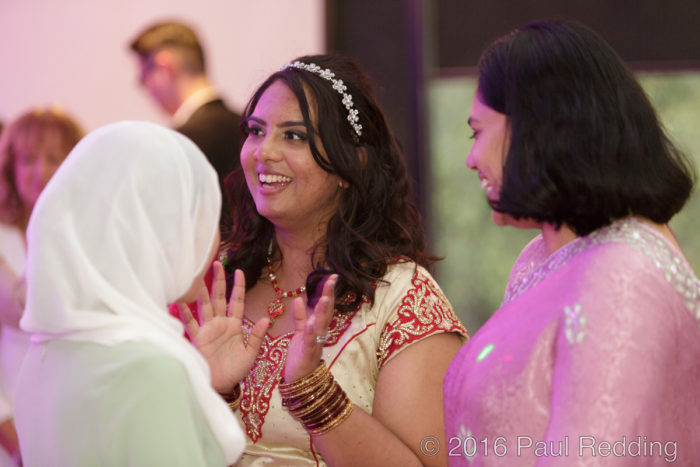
xmin=0 ymin=107 xmax=84 ymax=223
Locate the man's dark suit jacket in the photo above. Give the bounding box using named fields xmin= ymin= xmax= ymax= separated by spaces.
xmin=176 ymin=98 xmax=242 ymax=231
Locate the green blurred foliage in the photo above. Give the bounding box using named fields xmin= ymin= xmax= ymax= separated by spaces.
xmin=428 ymin=72 xmax=700 ymax=335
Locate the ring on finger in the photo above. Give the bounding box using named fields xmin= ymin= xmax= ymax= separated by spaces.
xmin=315 ymin=334 xmax=331 ymax=345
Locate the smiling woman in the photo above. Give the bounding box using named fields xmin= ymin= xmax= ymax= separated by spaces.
xmin=180 ymin=53 xmax=468 ymax=466
xmin=240 ymin=80 xmax=343 ymax=232
xmin=444 ymin=20 xmax=700 ymax=466
xmin=465 ymin=95 xmax=544 ymax=230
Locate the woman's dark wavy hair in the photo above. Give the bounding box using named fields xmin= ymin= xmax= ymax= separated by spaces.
xmin=478 ymin=20 xmax=695 ymax=236
xmin=223 ymin=53 xmax=432 ymax=312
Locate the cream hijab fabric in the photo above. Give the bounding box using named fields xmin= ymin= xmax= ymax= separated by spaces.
xmin=19 ymin=121 xmax=244 ymax=463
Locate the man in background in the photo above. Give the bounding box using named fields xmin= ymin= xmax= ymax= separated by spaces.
xmin=129 ymin=21 xmax=241 ymax=230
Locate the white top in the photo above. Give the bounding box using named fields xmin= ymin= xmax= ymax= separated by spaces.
xmin=0 ymin=222 xmax=27 ymax=422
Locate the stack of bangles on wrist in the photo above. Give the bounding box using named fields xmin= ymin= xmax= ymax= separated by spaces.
xmin=220 ymin=383 xmax=242 ymax=411
xmin=279 ymin=360 xmax=353 ymax=435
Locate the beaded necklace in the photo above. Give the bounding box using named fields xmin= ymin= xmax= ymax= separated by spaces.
xmin=266 ymin=255 xmax=306 ymax=325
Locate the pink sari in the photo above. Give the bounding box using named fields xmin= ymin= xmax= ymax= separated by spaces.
xmin=444 ymin=218 xmax=700 ymax=466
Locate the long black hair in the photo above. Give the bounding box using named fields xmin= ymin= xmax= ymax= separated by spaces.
xmin=224 ymin=54 xmax=434 ymax=312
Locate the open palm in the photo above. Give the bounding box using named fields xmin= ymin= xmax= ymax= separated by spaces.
xmin=284 ymin=274 xmax=337 ymax=382
xmin=177 ymin=262 xmax=268 ymax=393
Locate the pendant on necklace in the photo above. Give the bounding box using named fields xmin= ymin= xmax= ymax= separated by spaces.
xmin=265 ymin=250 xmax=306 ymax=327
xmin=267 ymin=292 xmax=286 ymax=325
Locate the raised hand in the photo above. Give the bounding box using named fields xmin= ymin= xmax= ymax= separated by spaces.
xmin=177 ymin=261 xmax=269 ymax=393
xmin=283 ymin=274 xmax=338 ymax=382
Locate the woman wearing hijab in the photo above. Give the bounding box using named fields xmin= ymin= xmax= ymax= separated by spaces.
xmin=13 ymin=121 xmax=267 ymax=466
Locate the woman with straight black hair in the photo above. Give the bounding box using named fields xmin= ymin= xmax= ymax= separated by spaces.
xmin=444 ymin=20 xmax=699 ymax=465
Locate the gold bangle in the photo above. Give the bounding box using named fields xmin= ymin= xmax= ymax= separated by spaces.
xmin=303 ymin=387 xmax=347 ymax=424
xmin=281 ymin=375 xmax=332 ymax=403
xmin=228 ymin=396 xmax=241 ymax=411
xmin=279 ymin=360 xmax=354 ymax=436
xmin=279 ymin=360 xmax=328 ymax=393
xmin=307 ymin=398 xmax=354 ymax=435
xmin=280 ymin=363 xmax=333 ymax=412
xmin=281 ymin=373 xmax=334 ymax=407
xmin=220 ymin=383 xmax=241 ymax=411
xmin=290 ymin=381 xmax=340 ymax=419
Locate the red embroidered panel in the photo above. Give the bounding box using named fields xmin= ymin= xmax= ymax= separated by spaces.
xmin=376 ymin=267 xmax=466 ymax=368
xmin=238 ymin=302 xmax=362 ymax=442
xmin=239 ymin=331 xmax=291 ymax=443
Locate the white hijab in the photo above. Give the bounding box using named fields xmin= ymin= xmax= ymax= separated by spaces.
xmin=20 ymin=121 xmax=244 ymax=463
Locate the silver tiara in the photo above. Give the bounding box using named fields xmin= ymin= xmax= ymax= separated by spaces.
xmin=281 ymin=61 xmax=363 ymax=138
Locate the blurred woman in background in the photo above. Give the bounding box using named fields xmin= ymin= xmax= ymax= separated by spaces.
xmin=0 ymin=107 xmax=83 ymax=465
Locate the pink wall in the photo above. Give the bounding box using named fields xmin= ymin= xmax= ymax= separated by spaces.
xmin=0 ymin=0 xmax=325 ymax=131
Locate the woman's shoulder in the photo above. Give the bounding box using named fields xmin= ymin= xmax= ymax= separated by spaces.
xmin=507 ymin=218 xmax=700 ymax=304
xmin=549 ymin=219 xmax=700 ymax=330
xmin=582 ymin=218 xmax=696 ymax=276
xmin=373 ymin=259 xmax=445 ymax=305
xmin=507 ymin=233 xmax=547 ymax=282
xmin=381 ymin=258 xmax=433 ymax=283
xmin=372 ymin=258 xmax=467 ymax=367
xmin=589 ymin=218 xmax=699 ymax=309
